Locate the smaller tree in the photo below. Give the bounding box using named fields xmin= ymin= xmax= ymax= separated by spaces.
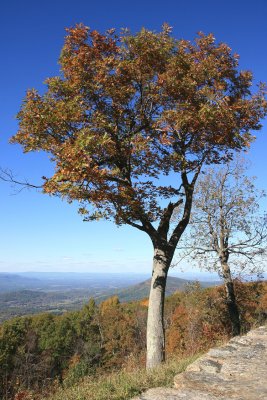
xmin=175 ymin=159 xmax=267 ymax=336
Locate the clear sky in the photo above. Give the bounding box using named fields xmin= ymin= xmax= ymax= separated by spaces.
xmin=0 ymin=0 xmax=266 ymax=275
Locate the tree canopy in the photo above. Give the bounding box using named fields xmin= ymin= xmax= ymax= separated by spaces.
xmin=12 ymin=25 xmax=266 ymax=239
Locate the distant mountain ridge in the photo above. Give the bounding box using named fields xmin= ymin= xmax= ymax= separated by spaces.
xmin=0 ymin=273 xmax=41 ymax=292
xmin=97 ymin=276 xmax=220 ymax=302
xmin=0 ymin=272 xmax=148 ymax=293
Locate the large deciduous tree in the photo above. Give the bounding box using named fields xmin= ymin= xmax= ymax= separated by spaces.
xmin=11 ymin=24 xmax=266 ymax=367
xmin=175 ymin=159 xmax=267 ymax=336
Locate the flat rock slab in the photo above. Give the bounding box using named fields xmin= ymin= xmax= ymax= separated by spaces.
xmin=132 ymin=325 xmax=267 ymax=400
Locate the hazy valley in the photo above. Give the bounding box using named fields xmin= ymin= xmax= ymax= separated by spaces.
xmin=0 ymin=272 xmax=220 ymax=322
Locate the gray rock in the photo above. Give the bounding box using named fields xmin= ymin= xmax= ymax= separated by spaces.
xmin=186 ymin=358 xmax=222 ymax=373
xmin=132 ymin=324 xmax=267 ymax=400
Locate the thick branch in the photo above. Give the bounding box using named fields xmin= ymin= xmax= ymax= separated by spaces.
xmin=168 ymin=168 xmax=201 ymax=250
xmin=125 ymin=219 xmax=148 ymax=232
xmin=157 ymin=199 xmax=183 ymax=240
xmin=207 ymin=215 xmax=220 ymax=253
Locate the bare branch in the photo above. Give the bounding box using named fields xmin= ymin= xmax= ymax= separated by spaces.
xmin=0 ymin=168 xmax=43 ymax=192
xmin=173 ymin=158 xmax=267 ymax=277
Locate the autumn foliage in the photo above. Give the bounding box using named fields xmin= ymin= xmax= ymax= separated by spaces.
xmin=0 ymin=281 xmax=266 ymax=399
xmin=12 ymin=25 xmax=266 ymax=224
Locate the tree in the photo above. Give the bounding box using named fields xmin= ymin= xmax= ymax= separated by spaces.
xmin=10 ymin=24 xmax=267 ymax=367
xmin=175 ymin=159 xmax=267 ymax=336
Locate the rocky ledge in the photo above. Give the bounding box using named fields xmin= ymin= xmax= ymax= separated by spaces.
xmin=132 ymin=325 xmax=267 ymax=399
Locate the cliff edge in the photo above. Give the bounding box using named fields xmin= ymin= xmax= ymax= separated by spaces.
xmin=132 ymin=325 xmax=267 ymax=399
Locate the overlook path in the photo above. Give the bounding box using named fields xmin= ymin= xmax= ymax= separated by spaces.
xmin=132 ymin=325 xmax=267 ymax=400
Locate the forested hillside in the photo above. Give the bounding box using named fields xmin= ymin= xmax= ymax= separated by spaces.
xmin=0 ymin=280 xmax=266 ymax=400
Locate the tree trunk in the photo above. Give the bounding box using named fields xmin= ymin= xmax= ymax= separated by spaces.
xmin=222 ymin=262 xmax=241 ymax=336
xmin=146 ymin=247 xmax=170 ymax=369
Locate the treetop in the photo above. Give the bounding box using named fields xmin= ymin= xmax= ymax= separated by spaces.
xmin=12 ymin=24 xmax=267 ymax=228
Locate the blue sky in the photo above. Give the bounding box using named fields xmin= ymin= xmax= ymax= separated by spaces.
xmin=0 ymin=0 xmax=266 ymax=276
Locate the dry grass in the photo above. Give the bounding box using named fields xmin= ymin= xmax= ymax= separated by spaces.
xmin=42 ymin=355 xmax=198 ymax=400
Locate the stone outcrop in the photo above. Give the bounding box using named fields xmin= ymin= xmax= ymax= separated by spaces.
xmin=132 ymin=325 xmax=267 ymax=399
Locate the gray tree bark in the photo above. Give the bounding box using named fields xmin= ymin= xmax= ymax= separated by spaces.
xmin=146 ymin=248 xmax=170 ymax=369
xmin=221 ymin=261 xmax=241 ymax=336
xmin=145 ymin=173 xmax=196 ymax=369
